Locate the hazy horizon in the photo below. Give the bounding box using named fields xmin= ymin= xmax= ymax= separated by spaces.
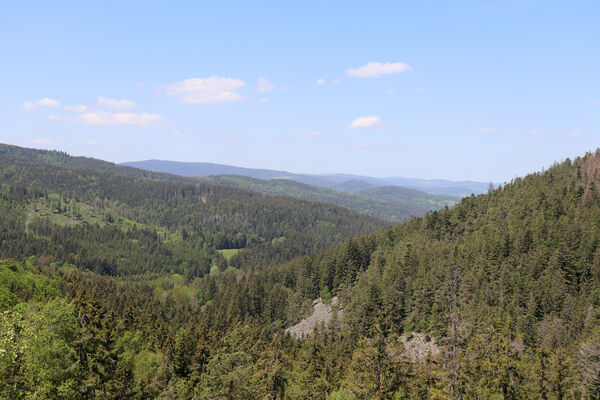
xmin=5 ymin=140 xmax=593 ymax=184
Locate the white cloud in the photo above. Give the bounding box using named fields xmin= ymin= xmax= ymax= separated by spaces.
xmin=259 ymin=98 xmax=270 ymax=104
xmin=48 ymin=115 xmax=71 ymax=122
xmin=477 ymin=128 xmax=497 ymax=134
xmin=346 ymin=62 xmax=411 ymax=78
xmin=76 ymin=111 xmax=162 ymax=126
xmin=65 ymin=105 xmax=87 ymax=113
xmin=85 ymin=140 xmax=97 ymax=145
xmin=171 ymin=131 xmax=184 ymax=137
xmin=299 ymin=130 xmax=322 ymax=138
xmin=588 ymin=102 xmax=600 ymax=107
xmin=529 ymin=129 xmax=548 ymax=135
xmin=381 ymin=88 xmax=396 ymax=94
xmin=316 ymin=78 xmax=325 ymax=86
xmin=107 ymin=146 xmax=118 ymax=152
xmin=359 ymin=142 xmax=369 ymax=148
xmin=254 ymin=77 xmax=276 ymax=92
xmin=332 ymin=78 xmax=343 ymax=85
xmin=23 ymin=97 xmax=60 ymax=110
xmin=32 ymin=138 xmax=54 ymax=145
xmin=568 ymin=130 xmax=582 ymax=137
xmin=349 ymin=116 xmax=381 ymax=129
xmin=38 ymin=98 xmax=61 ymax=107
xmin=165 ymin=76 xmax=246 ymax=104
xmin=98 ymin=96 xmax=135 ymax=109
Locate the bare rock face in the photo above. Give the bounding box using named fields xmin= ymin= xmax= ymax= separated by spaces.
xmin=285 ymin=296 xmax=344 ymax=339
xmin=284 ymin=298 xmax=439 ymax=365
xmin=400 ymin=332 xmax=440 ymax=363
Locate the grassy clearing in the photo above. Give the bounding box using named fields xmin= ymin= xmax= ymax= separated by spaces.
xmin=26 ymin=197 xmax=175 ymax=241
xmin=217 ymin=248 xmax=241 ymax=260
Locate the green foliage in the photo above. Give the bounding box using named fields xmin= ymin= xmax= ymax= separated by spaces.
xmin=0 ymin=259 xmax=59 ymax=310
xmin=0 ymin=299 xmax=80 ymax=399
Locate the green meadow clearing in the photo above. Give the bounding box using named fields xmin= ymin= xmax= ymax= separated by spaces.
xmin=217 ymin=248 xmax=241 ymax=260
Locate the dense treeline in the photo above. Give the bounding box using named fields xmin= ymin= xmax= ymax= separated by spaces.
xmin=2 ymin=150 xmax=600 ymax=398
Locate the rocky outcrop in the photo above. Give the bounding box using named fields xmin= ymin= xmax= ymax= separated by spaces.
xmin=286 ymin=297 xmax=343 ymax=339
xmin=400 ymin=332 xmax=440 ymax=362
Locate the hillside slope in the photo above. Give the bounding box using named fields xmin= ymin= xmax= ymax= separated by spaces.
xmin=0 ymin=144 xmax=387 ymax=273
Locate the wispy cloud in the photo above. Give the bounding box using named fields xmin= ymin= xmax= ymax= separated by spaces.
xmin=254 ymin=77 xmax=276 ymax=92
xmin=164 ymin=76 xmax=246 ymax=104
xmin=349 ymin=116 xmax=381 ymax=129
xmin=23 ymin=98 xmax=60 ymax=110
xmin=381 ymin=88 xmax=396 ymax=94
xmin=568 ymin=130 xmax=582 ymax=137
xmin=65 ymin=105 xmax=87 ymax=113
xmin=171 ymin=131 xmax=184 ymax=137
xmin=359 ymin=142 xmax=369 ymax=148
xmin=299 ymin=130 xmax=322 ymax=138
xmin=98 ymin=96 xmax=135 ymax=109
xmin=316 ymin=78 xmax=325 ymax=86
xmin=346 ymin=62 xmax=411 ymax=78
xmin=477 ymin=128 xmax=498 ymax=134
xmin=76 ymin=111 xmax=162 ymax=126
xmin=587 ymin=102 xmax=600 ymax=107
xmin=85 ymin=140 xmax=97 ymax=145
xmin=258 ymin=98 xmax=270 ymax=104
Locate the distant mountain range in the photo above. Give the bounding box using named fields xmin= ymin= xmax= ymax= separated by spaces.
xmin=121 ymin=160 xmax=489 ymax=197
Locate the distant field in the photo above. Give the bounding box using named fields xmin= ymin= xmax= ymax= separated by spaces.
xmin=217 ymin=248 xmax=241 ymax=260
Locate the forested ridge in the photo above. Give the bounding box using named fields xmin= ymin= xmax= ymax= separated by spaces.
xmin=2 ymin=149 xmax=600 ymax=398
xmin=0 ymin=143 xmax=199 ymax=184
xmin=0 ymin=144 xmax=456 ymax=223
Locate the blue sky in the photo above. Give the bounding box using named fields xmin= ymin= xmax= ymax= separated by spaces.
xmin=1 ymin=1 xmax=598 ymax=182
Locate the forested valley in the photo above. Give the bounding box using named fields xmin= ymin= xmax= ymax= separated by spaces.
xmin=2 ymin=145 xmax=600 ymax=399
